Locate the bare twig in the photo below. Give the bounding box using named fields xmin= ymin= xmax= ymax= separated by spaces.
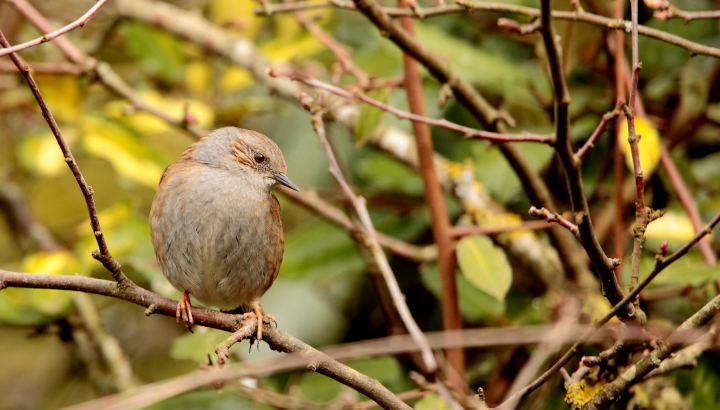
xmin=576 ymin=104 xmax=622 ymax=160
xmin=299 ymin=92 xmax=437 ymax=374
xmin=646 ymin=0 xmax=720 ymax=23
xmin=450 ymin=220 xmax=550 ymax=239
xmin=0 ymin=29 xmax=128 ymax=285
xmin=0 ymin=0 xmax=107 ymax=57
xmin=271 ymin=70 xmax=552 ymax=144
xmin=659 ymin=146 xmax=716 ymax=265
xmin=257 ymin=0 xmax=720 ymax=58
xmin=528 ymin=207 xmax=579 ymax=237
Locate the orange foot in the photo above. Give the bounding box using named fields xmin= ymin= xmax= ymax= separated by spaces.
xmin=176 ymin=290 xmax=194 ymax=332
xmin=242 ymin=302 xmax=275 ymax=341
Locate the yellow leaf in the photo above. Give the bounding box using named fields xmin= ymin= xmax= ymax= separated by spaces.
xmin=105 ymin=90 xmax=214 ymax=134
xmin=33 ymin=74 xmax=81 ymax=122
xmin=0 ymin=252 xmax=78 ymax=325
xmin=645 ymin=212 xmax=695 ymax=245
xmin=82 ymin=116 xmax=164 ymax=187
xmin=208 ymin=0 xmax=263 ymax=38
xmin=185 ymin=61 xmax=212 ymax=96
xmin=617 ymin=116 xmax=661 ymax=178
xmin=261 ymin=34 xmax=324 ymax=62
xmin=219 ymin=66 xmax=254 ymax=92
xmin=17 ymin=129 xmax=76 ymax=177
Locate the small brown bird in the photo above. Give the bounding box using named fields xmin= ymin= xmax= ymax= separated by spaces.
xmin=149 ymin=127 xmax=298 ymax=340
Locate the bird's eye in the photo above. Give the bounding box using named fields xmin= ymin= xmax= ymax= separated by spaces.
xmin=254 ymin=153 xmax=265 ymax=163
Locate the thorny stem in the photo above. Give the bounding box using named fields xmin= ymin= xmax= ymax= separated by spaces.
xmin=0 ymin=29 xmax=129 ymax=286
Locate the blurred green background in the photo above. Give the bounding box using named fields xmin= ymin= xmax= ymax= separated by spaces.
xmin=2 ymin=0 xmax=720 ymax=409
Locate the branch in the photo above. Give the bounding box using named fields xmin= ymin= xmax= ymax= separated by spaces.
xmin=0 ymin=270 xmax=411 ymax=410
xmin=257 ymin=0 xmax=720 ymax=58
xmin=0 ymin=30 xmax=128 ymax=285
xmin=496 ymin=211 xmax=720 ymax=408
xmin=584 ymin=294 xmax=720 ymax=409
xmin=0 ymin=0 xmax=107 ymax=57
xmin=538 ymin=0 xmax=631 ymax=315
xmin=575 ymin=104 xmax=622 ymax=160
xmin=271 ymin=70 xmax=552 ymax=144
xmin=624 ymin=0 xmax=649 ymax=317
xmin=659 ymin=146 xmax=716 ymax=265
xmin=299 ymin=93 xmax=438 ymax=374
xmin=528 ymin=207 xmax=579 ymax=237
xmin=646 ymin=0 xmax=720 ymax=23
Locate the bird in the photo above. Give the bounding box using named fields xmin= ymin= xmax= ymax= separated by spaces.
xmin=149 ymin=127 xmax=299 ymax=341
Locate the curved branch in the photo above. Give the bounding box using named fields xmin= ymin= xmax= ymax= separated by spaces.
xmin=0 ymin=269 xmax=410 ymax=410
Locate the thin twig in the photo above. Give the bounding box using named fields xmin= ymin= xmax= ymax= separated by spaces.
xmin=271 ymin=70 xmax=552 ymax=144
xmin=575 ymin=104 xmax=622 ymax=160
xmin=624 ymin=0 xmax=648 ymax=317
xmin=450 ymin=220 xmax=551 ymax=239
xmin=299 ymin=92 xmax=437 ymax=374
xmin=659 ymin=146 xmax=716 ymax=265
xmin=528 ymin=207 xmax=579 ymax=237
xmin=258 ymin=0 xmax=720 ymax=58
xmin=0 ymin=29 xmax=128 ymax=285
xmin=647 ymin=0 xmax=720 ymax=23
xmin=0 ymin=0 xmax=107 ymax=57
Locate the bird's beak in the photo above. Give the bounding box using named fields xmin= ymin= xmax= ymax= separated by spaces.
xmin=273 ymin=173 xmax=300 ymax=191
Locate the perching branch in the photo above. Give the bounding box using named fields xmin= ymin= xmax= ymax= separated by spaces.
xmin=0 ymin=270 xmax=411 ymax=410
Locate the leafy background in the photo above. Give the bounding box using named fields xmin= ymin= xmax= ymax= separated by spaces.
xmin=1 ymin=0 xmax=720 ymax=409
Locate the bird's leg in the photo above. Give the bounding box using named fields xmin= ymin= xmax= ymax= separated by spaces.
xmin=176 ymin=290 xmax=194 ymax=332
xmin=242 ymin=302 xmax=275 ymax=341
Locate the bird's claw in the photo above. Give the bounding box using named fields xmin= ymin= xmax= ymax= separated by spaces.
xmin=176 ymin=290 xmax=194 ymax=333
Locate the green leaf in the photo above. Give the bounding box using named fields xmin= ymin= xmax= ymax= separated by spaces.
xmin=420 ymin=264 xmax=504 ymax=323
xmin=354 ymin=87 xmax=391 ymax=146
xmin=456 ymin=235 xmax=512 ymax=302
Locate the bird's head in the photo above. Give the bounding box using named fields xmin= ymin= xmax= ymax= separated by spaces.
xmin=184 ymin=127 xmax=299 ymax=191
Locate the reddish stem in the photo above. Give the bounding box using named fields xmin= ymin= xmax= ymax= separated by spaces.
xmin=397 ymin=0 xmax=465 ymax=383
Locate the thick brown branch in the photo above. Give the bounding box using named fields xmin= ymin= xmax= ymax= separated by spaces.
xmin=0 ymin=270 xmax=410 ymax=410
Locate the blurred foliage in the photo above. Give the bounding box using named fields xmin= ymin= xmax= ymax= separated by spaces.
xmin=1 ymin=0 xmax=720 ymax=409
